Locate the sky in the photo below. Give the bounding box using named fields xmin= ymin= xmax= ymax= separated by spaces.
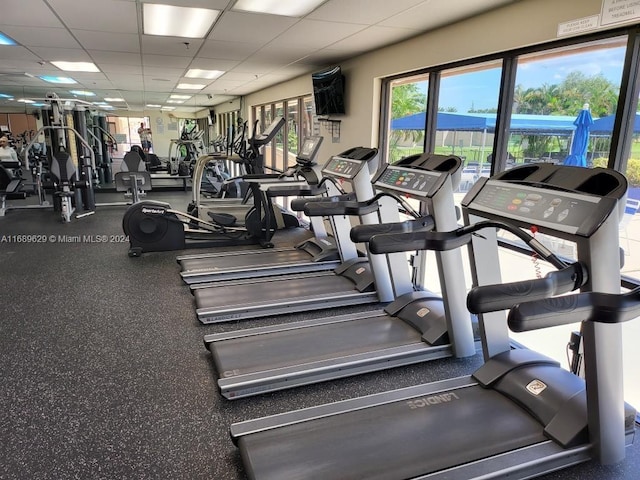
xmin=432 ymin=44 xmax=627 ymax=114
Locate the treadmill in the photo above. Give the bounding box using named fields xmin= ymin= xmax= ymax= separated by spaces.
xmin=177 ymin=135 xmax=351 ymax=285
xmin=203 ymin=153 xmax=477 ymax=399
xmin=229 ymin=163 xmax=636 ymax=480
xmin=192 ymin=146 xmax=397 ymax=324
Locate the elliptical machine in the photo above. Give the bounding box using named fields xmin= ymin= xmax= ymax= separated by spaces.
xmin=122 ymin=182 xmax=284 ymax=257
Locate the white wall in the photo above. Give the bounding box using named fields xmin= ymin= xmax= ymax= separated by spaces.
xmin=242 ymin=0 xmax=619 ymax=162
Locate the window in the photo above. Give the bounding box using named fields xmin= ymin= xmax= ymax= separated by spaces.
xmin=435 ymin=61 xmax=502 ymax=192
xmin=253 ymin=95 xmax=320 ymax=173
xmin=379 ymin=31 xmax=639 ymax=412
xmin=273 ymin=102 xmax=285 ymax=173
xmin=507 ymin=37 xmax=626 ymax=169
xmin=385 ymin=74 xmax=428 ymax=164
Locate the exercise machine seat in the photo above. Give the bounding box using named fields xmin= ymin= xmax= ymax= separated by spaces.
xmin=115 ymin=151 xmax=152 ymax=202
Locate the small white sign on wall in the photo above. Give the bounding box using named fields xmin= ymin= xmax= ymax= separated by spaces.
xmin=601 ymin=0 xmax=640 ymax=26
xmin=557 ymin=15 xmax=600 ymax=37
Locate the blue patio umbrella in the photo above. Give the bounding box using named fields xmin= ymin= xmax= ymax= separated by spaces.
xmin=564 ymin=104 xmax=594 ymax=167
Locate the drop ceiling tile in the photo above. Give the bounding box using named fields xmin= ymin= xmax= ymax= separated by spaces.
xmin=47 ymin=0 xmax=138 ymax=33
xmin=187 ymin=58 xmax=240 ymax=72
xmin=271 ymin=64 xmax=319 ymax=76
xmin=141 ymin=36 xmax=203 ymax=57
xmin=296 ymin=50 xmax=348 ymax=66
xmin=30 ymin=47 xmax=93 ymax=62
xmin=204 ymin=79 xmax=249 ymax=92
xmin=88 ymin=51 xmax=142 ymax=66
xmin=199 ymin=40 xmax=262 ymax=61
xmin=0 ymin=60 xmax=52 ymax=75
xmin=76 ymin=80 xmax=116 ymax=90
xmin=267 ymin=19 xmax=367 ymax=50
xmin=99 ymin=63 xmax=143 ymax=75
xmin=219 ymin=72 xmax=261 ymax=82
xmin=67 ymin=72 xmax=110 ymax=82
xmin=328 ymin=25 xmax=420 ymax=52
xmin=142 ymin=55 xmax=192 ymax=69
xmin=208 ymin=11 xmax=298 ymax=43
xmin=307 ymin=0 xmax=427 ymax=24
xmin=251 ymin=44 xmax=317 ymax=64
xmin=72 ymin=30 xmax=140 ymax=53
xmin=143 ymin=82 xmax=178 ymax=93
xmin=1 ymin=26 xmax=80 ymax=49
xmin=379 ymin=0 xmax=512 ymax=29
xmin=142 ymin=66 xmax=186 ymax=79
xmin=0 ymin=0 xmax=66 ymax=28
xmin=230 ymin=59 xmax=286 ymax=75
xmin=0 ymin=46 xmax=43 ymax=62
xmin=155 ymin=0 xmax=230 ymax=9
xmin=111 ymin=75 xmax=144 ymax=89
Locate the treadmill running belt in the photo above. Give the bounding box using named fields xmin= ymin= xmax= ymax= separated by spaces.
xmin=181 ymin=249 xmax=313 ymax=274
xmin=195 ymin=274 xmax=361 ymax=309
xmin=212 ymin=315 xmax=423 ymax=376
xmin=238 ymin=386 xmax=547 ymax=480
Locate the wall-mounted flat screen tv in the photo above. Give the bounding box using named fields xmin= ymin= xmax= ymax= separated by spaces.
xmin=312 ymin=66 xmax=345 ymax=116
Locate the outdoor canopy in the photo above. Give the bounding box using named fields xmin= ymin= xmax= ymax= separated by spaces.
xmin=591 ymin=113 xmax=640 ymax=133
xmin=391 ymin=111 xmax=579 ymax=135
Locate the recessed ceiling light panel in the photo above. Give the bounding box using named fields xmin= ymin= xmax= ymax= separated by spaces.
xmin=169 ymin=94 xmax=191 ymax=99
xmin=143 ymin=4 xmax=220 ymax=38
xmin=104 ymin=97 xmax=125 ymax=102
xmin=176 ymin=83 xmax=206 ymax=90
xmin=69 ymin=90 xmax=96 ymax=96
xmin=39 ymin=75 xmax=77 ymax=84
xmin=232 ymin=0 xmax=325 ymax=17
xmin=185 ymin=69 xmax=224 ymax=80
xmin=0 ymin=32 xmax=18 ymax=46
xmin=51 ymin=61 xmax=100 ymax=72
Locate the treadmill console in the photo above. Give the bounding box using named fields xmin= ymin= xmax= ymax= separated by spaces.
xmin=466 ymin=180 xmax=615 ymax=237
xmin=322 ymin=156 xmax=364 ymax=179
xmin=296 ymin=136 xmax=323 ymax=166
xmin=374 ymin=165 xmax=444 ymax=199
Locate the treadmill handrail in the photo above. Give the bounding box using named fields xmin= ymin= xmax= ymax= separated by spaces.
xmin=509 ymin=285 xmax=640 ymax=332
xmin=370 ymin=219 xmax=567 ymax=270
xmin=350 ymin=216 xmax=435 ymax=243
xmin=370 ymin=229 xmax=473 ymax=254
xmin=304 ymin=191 xmax=420 ymax=218
xmin=468 ymin=262 xmax=587 ymax=314
xmin=290 ymin=192 xmax=356 ymax=212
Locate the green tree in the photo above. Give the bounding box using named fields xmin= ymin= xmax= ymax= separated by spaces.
xmin=389 ymin=83 xmax=427 ymax=161
xmin=512 ymin=71 xmax=619 ymax=159
xmin=557 ymin=71 xmax=618 ymax=118
xmin=513 ymin=71 xmax=618 ymax=117
xmin=390 ymin=83 xmax=426 ymax=119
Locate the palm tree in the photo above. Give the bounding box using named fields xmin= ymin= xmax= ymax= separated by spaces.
xmin=389 ymin=83 xmax=427 ymax=160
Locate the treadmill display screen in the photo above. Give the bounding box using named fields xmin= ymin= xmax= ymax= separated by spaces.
xmin=468 ymin=180 xmax=604 ymax=235
xmin=375 ymin=166 xmax=441 ymax=198
xmin=300 ymin=140 xmax=316 ymax=156
xmin=322 ymin=156 xmax=362 ymax=179
xmin=297 ymin=136 xmax=323 ymax=164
